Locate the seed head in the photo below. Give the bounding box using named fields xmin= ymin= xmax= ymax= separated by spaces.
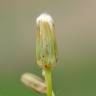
xmin=36 ymin=13 xmax=57 ymax=69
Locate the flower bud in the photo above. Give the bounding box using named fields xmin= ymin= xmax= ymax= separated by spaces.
xmin=21 ymin=72 xmax=46 ymax=94
xmin=21 ymin=72 xmax=55 ymax=96
xmin=36 ymin=13 xmax=57 ymax=69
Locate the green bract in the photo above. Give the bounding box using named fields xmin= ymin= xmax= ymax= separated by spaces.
xmin=36 ymin=13 xmax=57 ymax=69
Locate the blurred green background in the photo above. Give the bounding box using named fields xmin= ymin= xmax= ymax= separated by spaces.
xmin=0 ymin=0 xmax=96 ymax=96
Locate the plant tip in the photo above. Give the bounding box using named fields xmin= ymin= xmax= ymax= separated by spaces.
xmin=36 ymin=13 xmax=53 ymax=26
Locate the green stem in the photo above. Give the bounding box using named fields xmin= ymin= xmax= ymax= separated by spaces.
xmin=44 ymin=69 xmax=52 ymax=96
